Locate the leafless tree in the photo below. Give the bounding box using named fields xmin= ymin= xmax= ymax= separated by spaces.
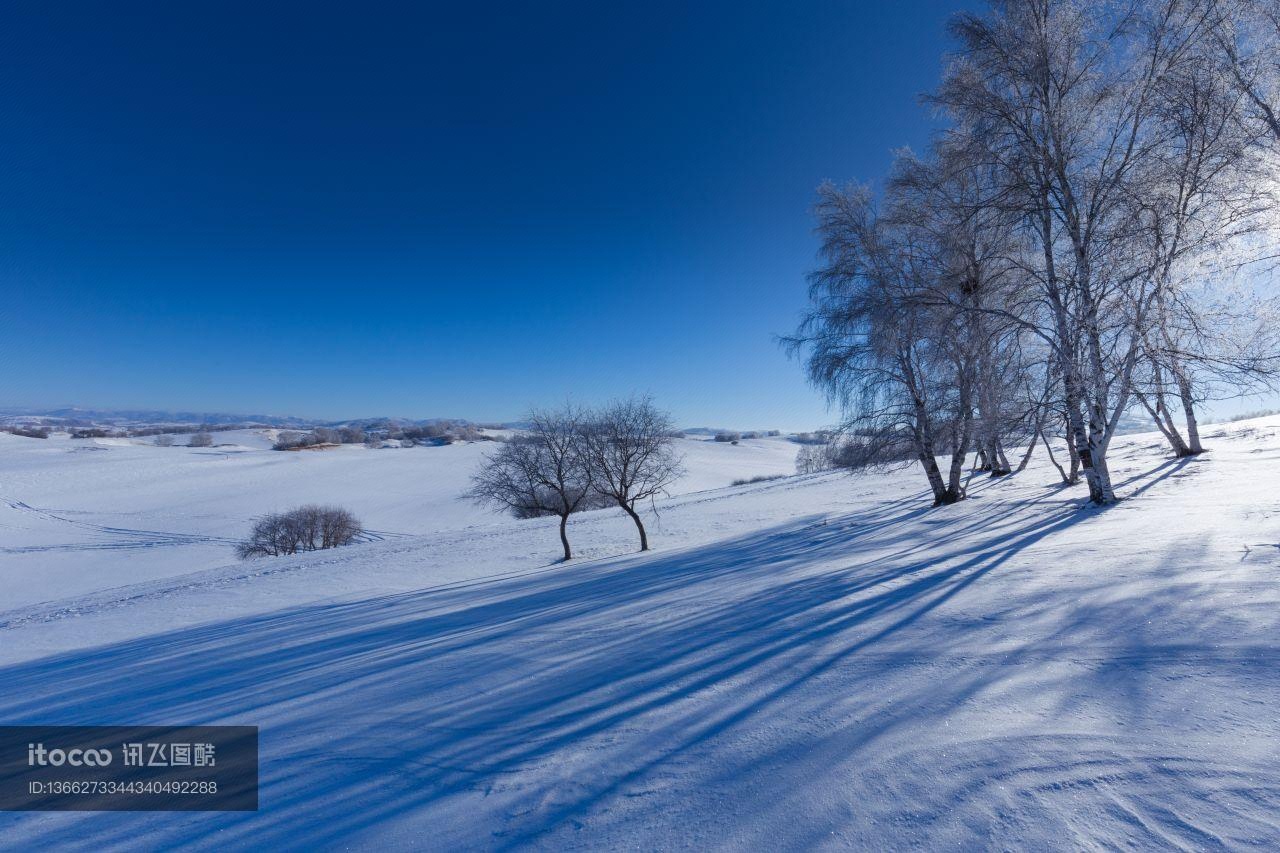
xmin=795 ymin=444 xmax=833 ymax=474
xmin=886 ymin=138 xmax=1041 ymax=479
xmin=787 ymin=0 xmax=1277 ymax=502
xmin=932 ymin=0 xmax=1235 ymax=503
xmin=466 ymin=404 xmax=597 ymax=560
xmin=1212 ymin=0 xmax=1280 ymax=143
xmin=153 ymin=434 xmax=175 ymax=447
xmin=788 ymin=182 xmax=979 ymax=505
xmin=1121 ymin=5 xmax=1276 ymax=456
xmin=188 ymin=432 xmax=213 ymax=448
xmin=582 ymin=396 xmax=684 ymax=551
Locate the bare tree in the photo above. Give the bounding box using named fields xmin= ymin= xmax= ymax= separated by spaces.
xmin=1212 ymin=0 xmax=1280 ymax=143
xmin=787 ymin=182 xmax=979 ymax=505
xmin=153 ymin=434 xmax=175 ymax=447
xmin=1124 ymin=10 xmax=1275 ymax=456
xmin=934 ymin=0 xmax=1231 ymax=503
xmin=582 ymin=397 xmax=684 ymax=551
xmin=188 ymin=432 xmax=213 ymax=448
xmin=466 ymin=404 xmax=596 ymax=560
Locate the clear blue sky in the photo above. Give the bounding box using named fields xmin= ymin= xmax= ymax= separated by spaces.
xmin=2 ymin=1 xmax=977 ymax=429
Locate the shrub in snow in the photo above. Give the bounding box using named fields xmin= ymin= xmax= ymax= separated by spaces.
xmin=188 ymin=432 xmax=214 ymax=447
xmin=153 ymin=435 xmax=175 ymax=447
xmin=6 ymin=426 xmax=49 ymax=439
xmin=236 ymin=505 xmax=363 ymax=559
xmin=71 ymin=428 xmax=115 ymax=439
xmin=273 ymin=430 xmax=305 ymax=450
xmin=731 ymin=474 xmax=785 ymax=486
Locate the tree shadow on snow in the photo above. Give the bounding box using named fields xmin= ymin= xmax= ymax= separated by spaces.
xmin=0 ymin=455 xmax=1263 ymax=850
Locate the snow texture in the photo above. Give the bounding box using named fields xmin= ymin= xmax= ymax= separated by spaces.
xmin=0 ymin=420 xmax=1277 ymax=849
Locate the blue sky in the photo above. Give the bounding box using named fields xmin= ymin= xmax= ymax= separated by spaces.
xmin=4 ymin=1 xmax=979 ymax=429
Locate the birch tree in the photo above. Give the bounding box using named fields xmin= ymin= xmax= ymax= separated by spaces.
xmin=1212 ymin=0 xmax=1280 ymax=143
xmin=935 ymin=0 xmax=1221 ymax=503
xmin=790 ymin=183 xmax=977 ymax=506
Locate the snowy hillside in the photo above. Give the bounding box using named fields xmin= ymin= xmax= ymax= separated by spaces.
xmin=0 ymin=418 xmax=1278 ymax=848
xmin=0 ymin=432 xmax=798 ymax=610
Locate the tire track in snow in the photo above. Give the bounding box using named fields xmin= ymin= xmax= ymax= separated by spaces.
xmin=1 ymin=496 xmax=237 ymax=551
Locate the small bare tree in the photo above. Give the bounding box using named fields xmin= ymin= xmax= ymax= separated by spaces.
xmin=153 ymin=434 xmax=175 ymax=447
xmin=466 ymin=405 xmax=595 ymax=560
xmin=582 ymin=396 xmax=684 ymax=551
xmin=188 ymin=432 xmax=213 ymax=448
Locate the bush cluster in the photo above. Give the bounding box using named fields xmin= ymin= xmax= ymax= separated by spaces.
xmin=5 ymin=426 xmax=49 ymax=439
xmin=236 ymin=505 xmax=363 ymax=559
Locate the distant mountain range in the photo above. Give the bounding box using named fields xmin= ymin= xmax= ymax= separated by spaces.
xmin=0 ymin=407 xmax=495 ymax=430
xmin=0 ymin=407 xmax=316 ymax=428
xmin=2 ymin=407 xmax=1162 ymax=439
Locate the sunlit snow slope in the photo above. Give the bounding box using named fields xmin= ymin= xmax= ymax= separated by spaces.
xmin=0 ymin=419 xmax=1278 ymax=849
xmin=0 ymin=432 xmax=797 ymax=609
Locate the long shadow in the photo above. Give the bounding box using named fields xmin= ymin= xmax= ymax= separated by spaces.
xmin=0 ymin=481 xmax=1122 ymax=850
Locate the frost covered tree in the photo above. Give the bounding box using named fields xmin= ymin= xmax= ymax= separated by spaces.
xmin=1118 ymin=0 xmax=1277 ymax=456
xmin=1213 ymin=0 xmax=1280 ymax=143
xmin=582 ymin=396 xmax=684 ymax=551
xmin=790 ymin=0 xmax=1280 ymax=504
xmin=885 ymin=138 xmax=1039 ymax=478
xmin=788 ymin=126 xmax=1045 ymax=507
xmin=467 ymin=404 xmax=596 ymax=560
xmin=931 ymin=0 xmax=1245 ymax=503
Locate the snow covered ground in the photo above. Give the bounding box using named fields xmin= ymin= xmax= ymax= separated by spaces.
xmin=0 ymin=431 xmax=798 ymax=610
xmin=1 ymin=419 xmax=1278 ymax=848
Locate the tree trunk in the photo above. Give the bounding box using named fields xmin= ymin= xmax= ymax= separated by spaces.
xmin=919 ymin=450 xmax=949 ymax=504
xmin=944 ymin=395 xmax=973 ymax=504
xmin=906 ymin=381 xmax=949 ymax=505
xmin=1016 ymin=430 xmax=1038 ymax=473
xmin=1040 ymin=427 xmax=1069 ymax=483
xmin=558 ymin=513 xmax=572 ymax=561
xmin=1176 ymin=373 xmax=1204 ymax=454
xmin=1136 ymin=388 xmax=1191 ymax=456
xmin=988 ymin=438 xmax=1011 ymax=476
xmin=1044 ymin=252 xmax=1113 ymax=502
xmin=622 ymin=504 xmax=649 ymax=551
xmin=1063 ymin=373 xmax=1107 ymax=500
xmin=1067 ymin=429 xmax=1081 ymax=485
xmin=1080 ymin=308 xmax=1119 ymax=504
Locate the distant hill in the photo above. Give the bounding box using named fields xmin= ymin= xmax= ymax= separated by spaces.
xmin=0 ymin=407 xmax=315 ymax=428
xmin=0 ymin=407 xmax=508 ymax=432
